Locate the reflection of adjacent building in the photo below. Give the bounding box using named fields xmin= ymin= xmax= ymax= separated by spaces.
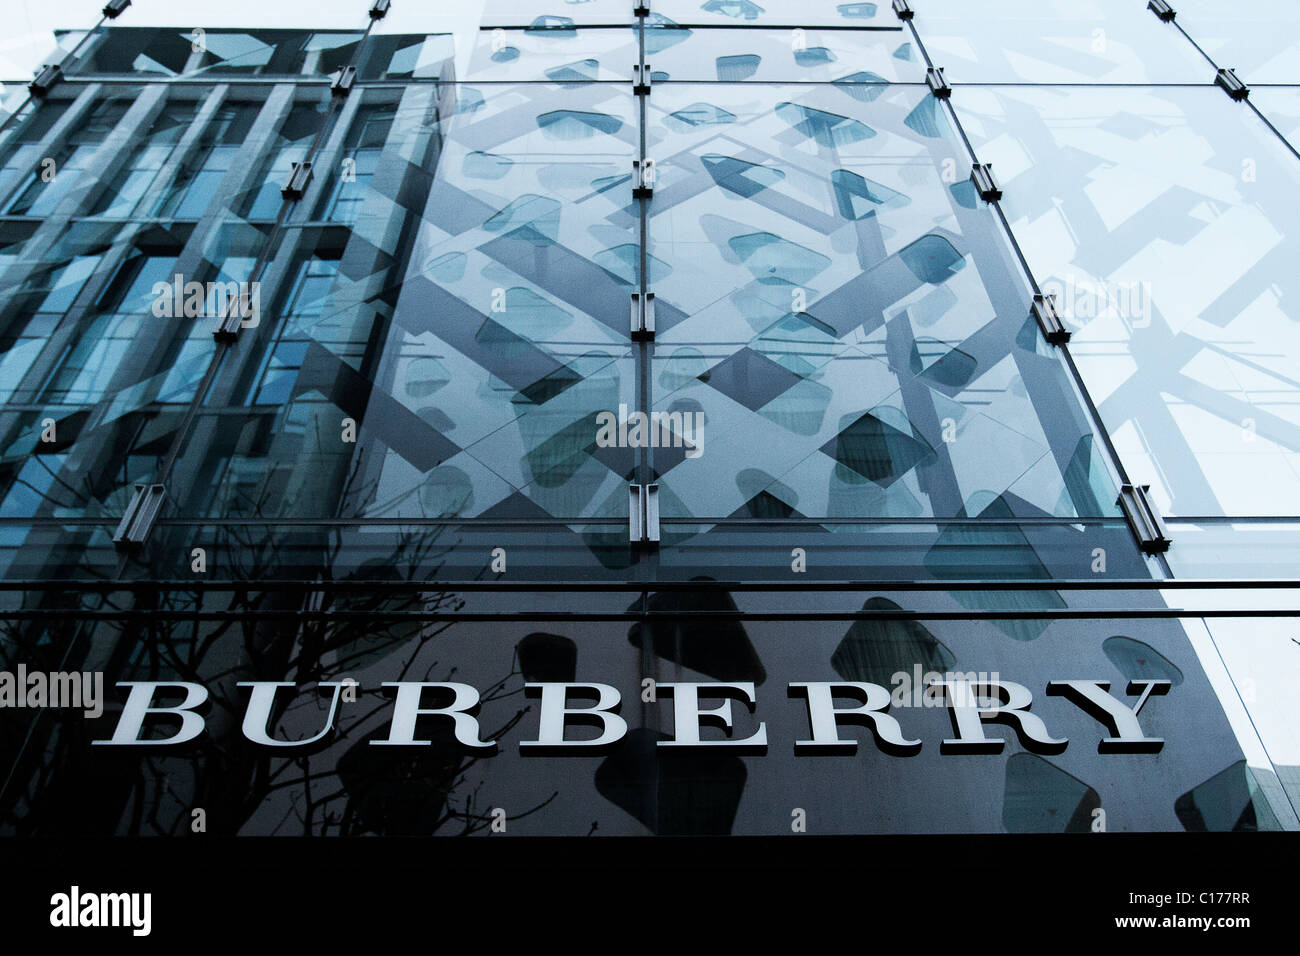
xmin=0 ymin=5 xmax=1298 ymax=837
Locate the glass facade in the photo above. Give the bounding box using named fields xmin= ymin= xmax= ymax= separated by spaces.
xmin=0 ymin=0 xmax=1297 ymax=843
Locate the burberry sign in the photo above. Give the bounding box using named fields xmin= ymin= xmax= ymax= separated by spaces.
xmin=91 ymin=677 xmax=1171 ymax=755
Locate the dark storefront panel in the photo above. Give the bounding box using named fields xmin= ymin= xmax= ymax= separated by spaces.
xmin=0 ymin=591 xmax=1284 ymax=835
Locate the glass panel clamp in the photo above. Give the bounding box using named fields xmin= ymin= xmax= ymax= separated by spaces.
xmin=1117 ymin=484 xmax=1172 ymax=555
xmin=633 ymin=159 xmax=654 ymax=199
xmin=113 ymin=483 xmax=167 ymax=551
xmin=631 ymin=293 xmax=655 ymax=340
xmin=629 ymin=483 xmax=661 ymax=548
xmin=282 ymin=160 xmax=314 ymax=200
xmin=331 ymin=65 xmax=357 ymax=97
xmin=971 ymin=163 xmax=1002 ymax=202
xmin=213 ymin=291 xmax=248 ymax=343
xmin=926 ymin=67 xmax=951 ymax=99
xmin=29 ymin=64 xmax=61 ymax=97
xmin=1147 ymin=1 xmax=1176 ymax=22
xmin=1215 ymin=68 xmax=1249 ymax=101
xmin=1031 ymin=293 xmax=1070 ymax=345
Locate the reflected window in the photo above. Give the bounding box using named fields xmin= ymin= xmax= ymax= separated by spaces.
xmin=2 ymin=99 xmax=129 ymax=217
xmin=320 ymin=107 xmax=395 ymax=225
xmin=90 ymin=104 xmax=196 ymax=218
xmin=152 ymin=104 xmax=258 ymax=219
xmin=70 ymin=28 xmax=362 ymax=78
xmin=0 ymin=254 xmax=101 ymax=404
xmin=38 ymin=248 xmax=179 ymax=405
xmin=240 ymin=103 xmax=328 ymax=220
xmin=249 ymin=254 xmax=341 ymax=405
xmin=0 ymin=100 xmax=69 ymax=211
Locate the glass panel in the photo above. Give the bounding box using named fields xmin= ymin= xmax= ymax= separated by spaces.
xmin=160 ymin=83 xmax=637 ymax=535
xmin=656 ymin=0 xmax=895 ymax=26
xmin=954 ymin=85 xmax=1300 ymax=518
xmin=313 ymin=104 xmax=398 ymax=225
xmin=128 ymin=521 xmax=632 ymax=580
xmin=646 ymin=83 xmax=1123 ymax=525
xmin=649 ymin=22 xmax=923 ymax=82
xmin=910 ymin=0 xmax=1212 ymax=84
xmin=151 ymin=102 xmax=261 ymax=220
xmin=0 ymin=90 xmax=28 ymax=141
xmin=65 ymin=28 xmax=365 ymax=78
xmin=238 ymin=98 xmax=332 ymax=221
xmin=0 ymin=224 xmax=102 ymax=403
xmin=1182 ymin=612 xmax=1300 ymax=827
xmin=1173 ymin=0 xmax=1300 ymax=84
xmin=0 ymin=28 xmax=87 ymax=81
xmin=655 ymin=518 xmax=1147 ymax=581
xmin=0 ymin=523 xmax=119 ymax=580
xmin=88 ymin=101 xmax=199 ymax=219
xmin=1 ymin=95 xmax=132 ymax=217
xmin=356 ymin=33 xmax=455 ymax=80
xmin=1250 ymin=89 xmax=1300 ymax=156
xmin=0 ymin=217 xmax=267 ymax=523
xmin=0 ymin=88 xmax=63 ymax=168
xmin=465 ymin=26 xmax=636 ymax=82
xmin=1164 ymin=521 xmax=1300 ymax=579
xmin=482 ymin=0 xmax=637 ymax=27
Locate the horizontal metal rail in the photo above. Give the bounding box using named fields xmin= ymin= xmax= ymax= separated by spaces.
xmin=1 ymin=578 xmax=1298 ymax=592
xmin=1 ymin=608 xmax=1296 ymax=621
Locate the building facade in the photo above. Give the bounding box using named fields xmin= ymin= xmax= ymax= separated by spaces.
xmin=0 ymin=0 xmax=1297 ymax=836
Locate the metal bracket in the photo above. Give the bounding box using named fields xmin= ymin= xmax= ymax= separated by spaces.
xmin=1031 ymin=293 xmax=1070 ymax=345
xmin=369 ymin=0 xmax=391 ymax=20
xmin=971 ymin=163 xmax=1002 ymax=202
xmin=1117 ymin=484 xmax=1172 ymax=555
xmin=1214 ymin=68 xmax=1249 ymax=101
xmin=1147 ymin=0 xmax=1176 ymax=22
xmin=631 ymin=292 xmax=655 ymax=340
xmin=633 ymin=63 xmax=652 ymax=95
xmin=925 ymin=67 xmax=951 ymax=99
xmin=634 ymin=3 xmax=650 ymax=17
xmin=331 ymin=65 xmax=357 ymax=97
xmin=629 ymin=484 xmax=661 ymax=548
xmin=213 ymin=291 xmax=247 ymax=343
xmin=29 ymin=64 xmax=61 ymax=97
xmin=633 ymin=159 xmax=654 ymax=199
xmin=102 ymin=0 xmax=131 ymax=18
xmin=892 ymin=0 xmax=914 ymax=21
xmin=281 ymin=160 xmax=313 ymax=200
xmin=113 ymin=483 xmax=167 ymax=551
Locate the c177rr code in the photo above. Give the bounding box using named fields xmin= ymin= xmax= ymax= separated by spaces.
xmin=1199 ymin=893 xmax=1250 ymax=904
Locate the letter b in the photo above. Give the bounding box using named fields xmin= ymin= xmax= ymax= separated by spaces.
xmin=519 ymin=683 xmax=627 ymax=751
xmin=95 ymin=682 xmax=208 ymax=746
